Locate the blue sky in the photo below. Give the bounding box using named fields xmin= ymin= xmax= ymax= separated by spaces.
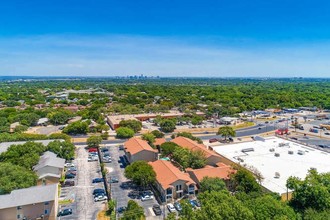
xmin=1 ymin=0 xmax=330 ymax=77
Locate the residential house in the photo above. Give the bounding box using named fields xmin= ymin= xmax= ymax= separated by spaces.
xmin=33 ymin=151 xmax=65 ymax=186
xmin=171 ymin=137 xmax=222 ymax=166
xmin=0 ymin=184 xmax=58 ymax=220
xmin=149 ymin=160 xmax=196 ymax=202
xmin=124 ymin=138 xmax=158 ymax=164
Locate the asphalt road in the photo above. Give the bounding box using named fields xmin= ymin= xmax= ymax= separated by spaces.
xmin=74 ymin=124 xmax=277 ymax=146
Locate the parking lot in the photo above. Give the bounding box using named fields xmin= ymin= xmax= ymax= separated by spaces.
xmin=103 ymin=144 xmax=172 ymax=219
xmin=58 ymin=146 xmax=105 ymax=220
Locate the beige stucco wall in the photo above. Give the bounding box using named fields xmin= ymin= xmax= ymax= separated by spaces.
xmin=130 ymin=150 xmax=157 ymax=163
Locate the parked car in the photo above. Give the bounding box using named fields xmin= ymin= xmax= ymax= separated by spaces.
xmin=92 ymin=178 xmax=104 ymax=183
xmin=88 ymin=156 xmax=98 ymax=162
xmin=209 ymin=138 xmax=218 ymax=143
xmin=88 ymin=148 xmax=98 ymax=153
xmin=68 ymin=167 xmax=77 ymax=171
xmin=325 ymin=132 xmax=330 ymax=135
xmin=57 ymin=208 xmax=72 ymax=217
xmin=103 ymin=157 xmax=112 ymax=163
xmin=109 ymin=177 xmax=119 ymax=183
xmin=64 ymin=163 xmax=75 ymax=168
xmin=101 ymin=148 xmax=109 ymax=153
xmin=174 ymin=202 xmax=182 ymax=211
xmin=93 ymin=188 xmax=105 ymax=195
xmin=141 ymin=194 xmax=153 ymax=201
xmin=117 ymin=206 xmax=127 ymax=213
xmin=61 ymin=180 xmax=75 ymax=187
xmin=167 ymin=203 xmax=176 ymax=212
xmin=94 ymin=194 xmax=108 ymax=202
xmin=66 ymin=170 xmax=77 ymax=175
xmin=189 ymin=200 xmax=196 ymax=208
xmin=152 ymin=205 xmax=162 ymax=216
xmin=191 ymin=199 xmax=201 ymax=207
xmin=119 ymin=145 xmax=125 ymax=150
xmin=65 ymin=173 xmax=75 ymax=179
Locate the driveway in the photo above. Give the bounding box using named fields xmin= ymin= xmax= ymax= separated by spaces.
xmin=59 ymin=145 xmax=105 ymax=220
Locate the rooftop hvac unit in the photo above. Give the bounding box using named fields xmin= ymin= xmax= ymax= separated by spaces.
xmin=298 ymin=150 xmax=305 ymax=155
xmin=241 ymin=148 xmax=254 ymax=153
xmin=274 ymin=153 xmax=280 ymax=157
xmin=269 ymin=148 xmax=275 ymax=152
xmin=288 ymin=150 xmax=294 ymax=154
xmin=275 ymin=172 xmax=280 ymax=178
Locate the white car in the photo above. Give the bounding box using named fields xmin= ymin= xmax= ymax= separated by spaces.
xmin=88 ymin=156 xmax=98 ymax=162
xmin=141 ymin=195 xmax=154 ymax=201
xmin=167 ymin=203 xmax=176 ymax=213
xmin=65 ymin=163 xmax=75 ymax=168
xmin=94 ymin=195 xmax=108 ymax=202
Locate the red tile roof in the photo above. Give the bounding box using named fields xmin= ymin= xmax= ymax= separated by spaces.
xmin=149 ymin=160 xmax=195 ymax=189
xmin=188 ymin=164 xmax=235 ymax=182
xmin=124 ymin=137 xmax=157 ymax=155
xmin=154 ymin=138 xmax=166 ymax=146
xmin=171 ymin=136 xmax=220 ymax=159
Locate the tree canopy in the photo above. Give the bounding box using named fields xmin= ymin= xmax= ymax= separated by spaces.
xmin=159 ymin=119 xmax=176 ymax=133
xmin=87 ymin=135 xmax=102 ymax=148
xmin=217 ymin=126 xmax=236 ymax=140
xmin=200 ymin=177 xmax=226 ymax=193
xmin=119 ymin=120 xmax=142 ymax=133
xmin=121 ymin=200 xmax=145 ymax=220
xmin=0 ymin=162 xmax=38 ymax=195
xmin=116 ymin=127 xmax=135 ymax=139
xmin=124 ymin=161 xmax=156 ymax=187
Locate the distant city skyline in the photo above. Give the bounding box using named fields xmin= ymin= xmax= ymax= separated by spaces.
xmin=1 ymin=1 xmax=330 ymax=77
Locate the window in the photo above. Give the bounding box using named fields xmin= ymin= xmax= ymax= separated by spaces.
xmin=44 ymin=202 xmax=49 ymax=205
xmin=17 ymin=214 xmax=20 ymax=219
xmin=44 ymin=209 xmax=49 ymax=215
xmin=17 ymin=206 xmax=22 ymax=210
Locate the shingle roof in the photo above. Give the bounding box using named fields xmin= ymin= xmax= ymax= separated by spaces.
xmin=171 ymin=137 xmax=220 ymax=159
xmin=149 ymin=160 xmax=195 ymax=190
xmin=33 ymin=151 xmax=65 ymax=171
xmin=0 ymin=184 xmax=57 ymax=209
xmin=124 ymin=137 xmax=157 ymax=155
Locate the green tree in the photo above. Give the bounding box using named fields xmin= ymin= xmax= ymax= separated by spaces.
xmin=63 ymin=120 xmax=89 ymax=135
xmin=190 ymin=191 xmax=254 ymax=220
xmin=101 ymin=132 xmax=109 ymax=140
xmin=172 ymin=147 xmax=191 ymax=169
xmin=151 ymin=130 xmax=165 ymax=138
xmin=189 ymin=150 xmax=206 ymax=169
xmin=116 ymin=127 xmax=135 ymax=139
xmin=160 ymin=119 xmax=176 ymax=133
xmin=200 ymin=177 xmax=226 ymax=193
xmin=87 ymin=135 xmax=102 ymax=148
xmin=217 ymin=126 xmax=236 ymax=140
xmin=141 ymin=133 xmax=155 ymax=147
xmin=122 ymin=200 xmax=145 ymax=220
xmin=243 ymin=194 xmax=298 ymax=220
xmin=13 ymin=125 xmax=28 ymax=133
xmin=119 ymin=120 xmax=142 ymax=133
xmin=0 ymin=162 xmax=38 ymax=195
xmin=48 ymin=110 xmax=73 ymax=125
xmin=124 ymin=161 xmax=156 ymax=187
xmin=231 ymin=168 xmax=262 ymax=194
xmin=160 ymin=142 xmax=179 ymax=157
xmin=47 ymin=140 xmax=75 ymax=160
xmin=287 ymin=169 xmax=330 ymax=212
xmin=0 ymin=142 xmax=46 ymax=170
xmin=303 ymin=208 xmax=330 ymax=220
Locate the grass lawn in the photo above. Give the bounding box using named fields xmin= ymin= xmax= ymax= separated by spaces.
xmin=232 ymin=121 xmax=255 ymax=130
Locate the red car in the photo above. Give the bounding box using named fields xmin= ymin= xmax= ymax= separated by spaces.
xmin=88 ymin=148 xmax=98 ymax=153
xmin=209 ymin=138 xmax=218 ymax=143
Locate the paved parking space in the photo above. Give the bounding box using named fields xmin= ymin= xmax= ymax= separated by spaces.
xmin=103 ymin=144 xmax=163 ymax=219
xmin=58 ymin=146 xmax=105 ymax=220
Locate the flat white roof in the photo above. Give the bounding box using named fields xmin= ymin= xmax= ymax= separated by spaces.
xmin=213 ymin=136 xmax=330 ymax=195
